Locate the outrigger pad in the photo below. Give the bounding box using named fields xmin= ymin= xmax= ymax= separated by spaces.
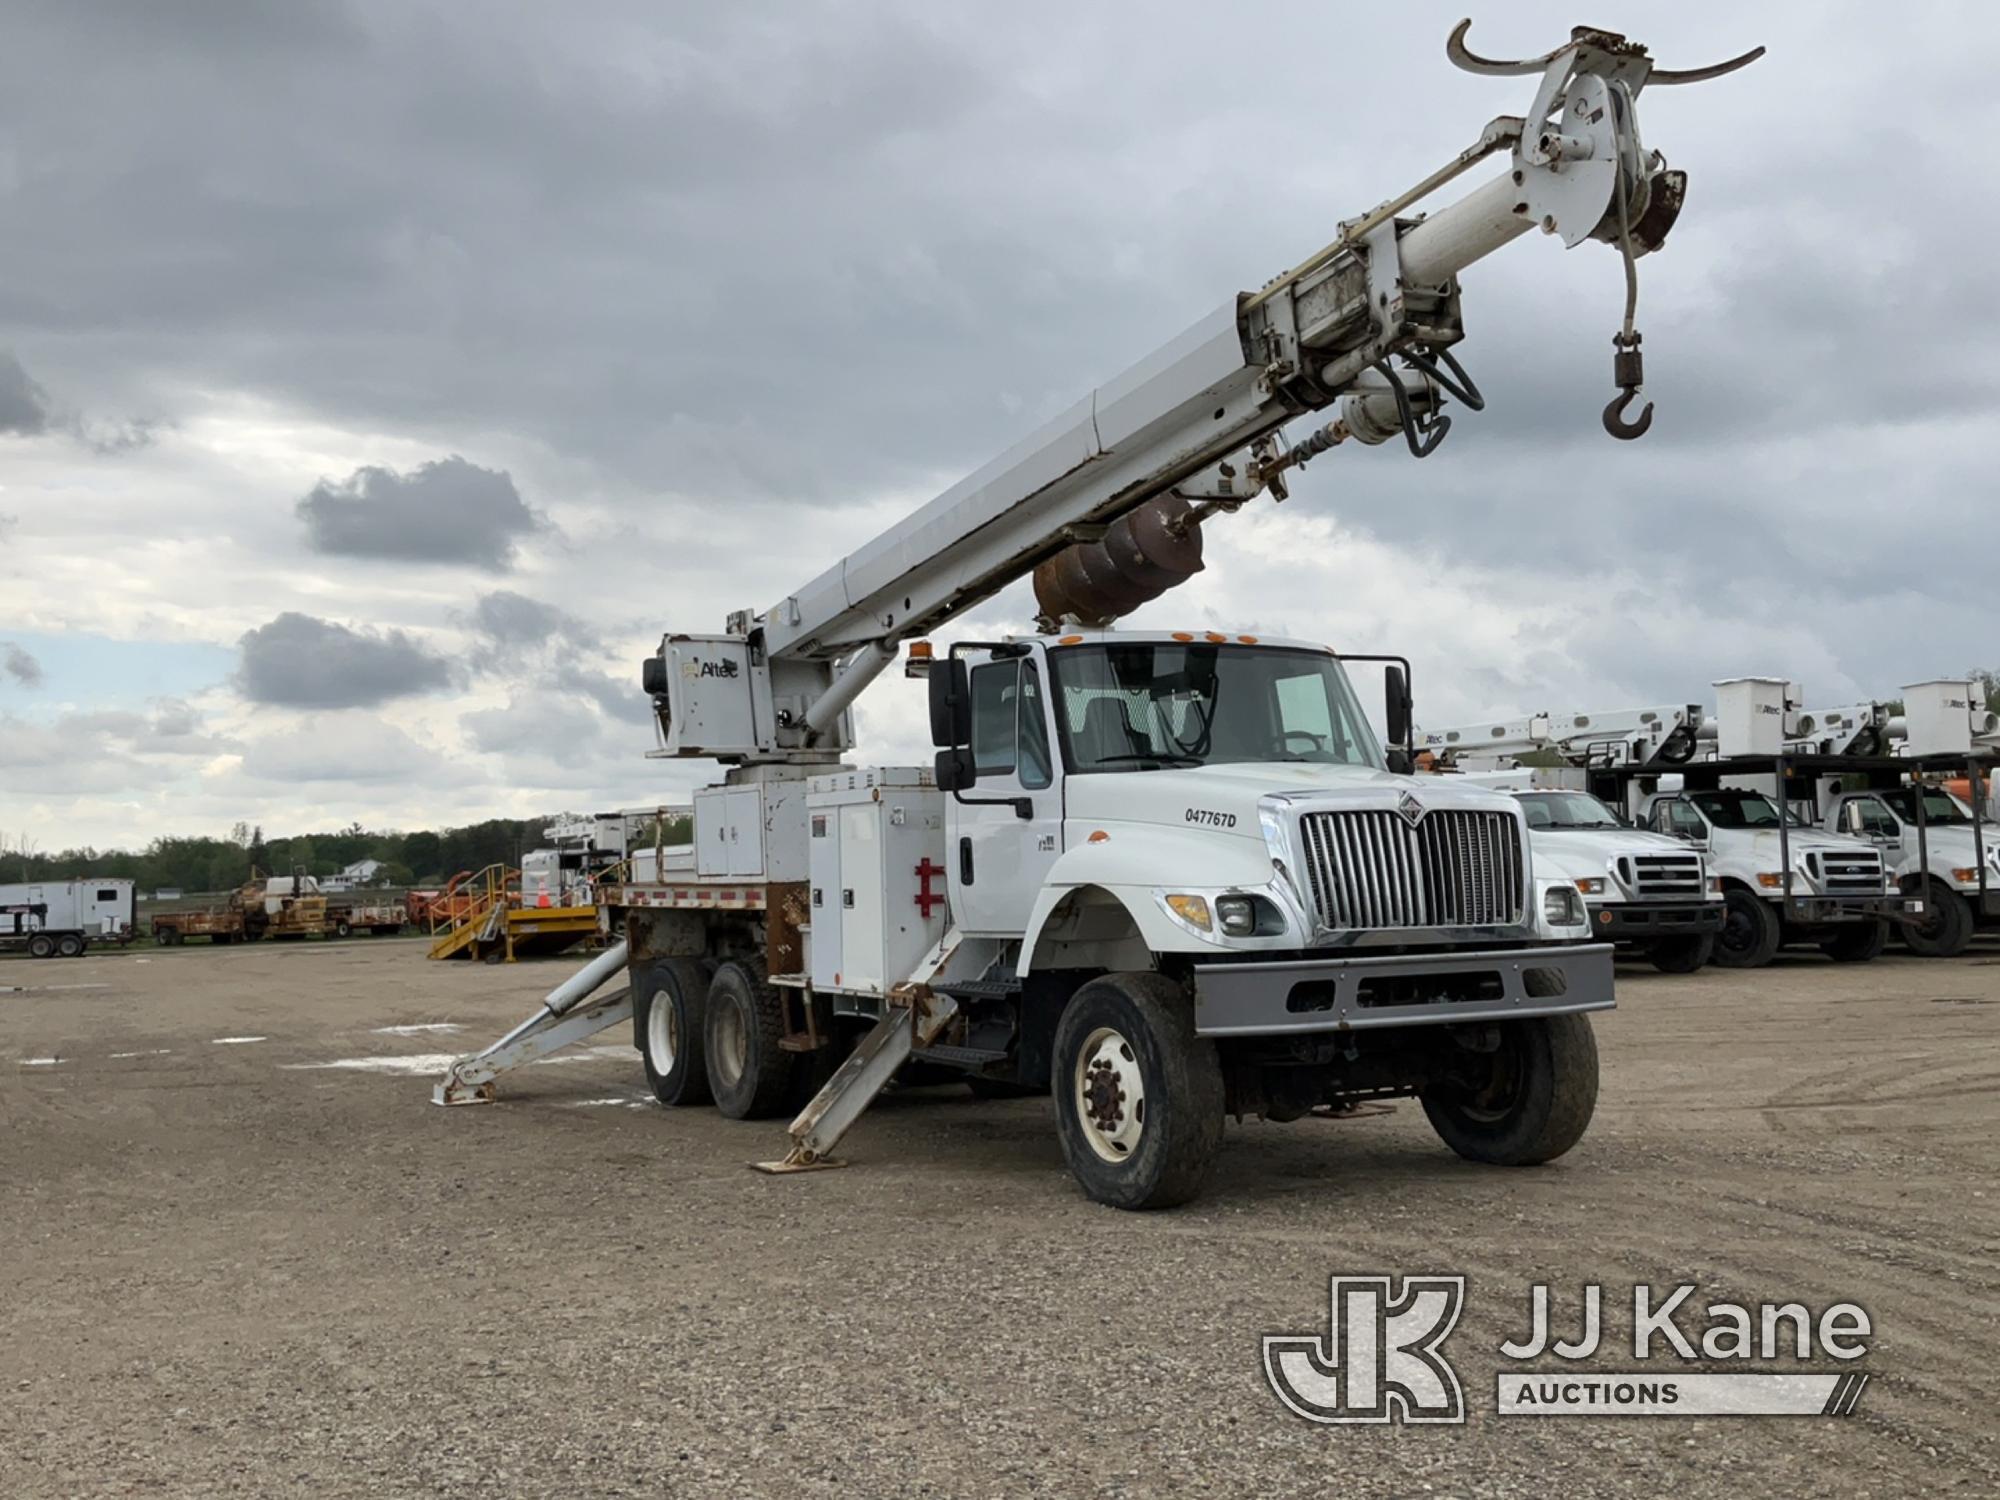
xmin=750 ymin=1153 xmax=850 ymax=1175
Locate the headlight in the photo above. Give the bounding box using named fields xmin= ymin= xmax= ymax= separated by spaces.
xmin=1214 ymin=894 xmax=1284 ymax=937
xmin=1756 ymin=872 xmax=1786 ymax=890
xmin=1164 ymin=894 xmax=1211 ymax=931
xmin=1543 ymin=886 xmax=1584 ymax=927
xmin=1573 ymin=877 xmax=1606 ymax=895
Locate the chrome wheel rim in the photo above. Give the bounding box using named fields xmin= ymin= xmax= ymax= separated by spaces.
xmin=713 ymin=995 xmax=747 ymax=1086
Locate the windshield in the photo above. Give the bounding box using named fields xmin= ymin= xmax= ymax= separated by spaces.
xmin=1689 ymin=790 xmax=1798 ymax=829
xmin=1048 ymin=643 xmax=1384 ymax=774
xmin=1517 ymin=791 xmax=1623 ymax=830
xmin=1881 ymin=789 xmax=1978 ymax=826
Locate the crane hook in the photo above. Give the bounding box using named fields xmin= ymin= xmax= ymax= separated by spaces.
xmin=1602 ymin=332 xmax=1652 ymax=440
xmin=1602 ymin=388 xmax=1653 ymax=441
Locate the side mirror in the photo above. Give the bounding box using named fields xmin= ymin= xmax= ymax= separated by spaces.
xmin=928 ymin=656 xmax=971 ymax=748
xmin=934 ymin=746 xmax=975 ymax=792
xmin=1384 ymin=664 xmax=1412 ymax=754
xmin=1840 ymin=802 xmax=1866 ymax=837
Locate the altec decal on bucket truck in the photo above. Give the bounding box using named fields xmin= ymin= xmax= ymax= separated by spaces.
xmin=436 ymin=21 xmax=1762 ymax=1209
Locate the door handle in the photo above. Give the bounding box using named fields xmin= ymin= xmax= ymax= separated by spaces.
xmin=959 ymin=836 xmax=973 ymax=886
xmin=842 ymin=889 xmax=854 ymax=908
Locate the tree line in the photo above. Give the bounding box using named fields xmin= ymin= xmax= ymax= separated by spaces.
xmin=0 ymin=813 xmax=693 ymax=895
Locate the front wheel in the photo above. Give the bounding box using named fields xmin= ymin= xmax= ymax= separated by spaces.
xmin=333 ymin=919 xmax=352 ymax=939
xmin=1052 ymin=972 xmax=1224 ymax=1210
xmin=1819 ymin=919 xmax=1886 ymax=963
xmin=1648 ymin=933 xmax=1714 ymax=973
xmin=1901 ymin=881 xmax=1972 ymax=958
xmin=1420 ymin=1015 xmax=1599 ymax=1166
xmin=638 ymin=957 xmax=714 ymax=1107
xmin=1714 ymin=889 xmax=1781 ymax=969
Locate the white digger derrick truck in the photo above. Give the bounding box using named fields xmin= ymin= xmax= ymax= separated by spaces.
xmin=436 ymin=21 xmax=1761 ymax=1209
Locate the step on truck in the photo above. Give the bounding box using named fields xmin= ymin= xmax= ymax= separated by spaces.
xmin=435 ymin=20 xmax=1761 ymax=1208
xmin=0 ymin=879 xmax=136 ymax=959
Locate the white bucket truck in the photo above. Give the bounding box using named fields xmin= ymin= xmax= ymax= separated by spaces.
xmin=435 ymin=21 xmax=1761 ymax=1207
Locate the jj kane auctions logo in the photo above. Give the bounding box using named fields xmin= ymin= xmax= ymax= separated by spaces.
xmin=1265 ymin=1276 xmax=1873 ymax=1423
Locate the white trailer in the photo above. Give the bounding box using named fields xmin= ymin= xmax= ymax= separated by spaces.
xmin=0 ymin=878 xmax=137 ymax=959
xmin=437 ymin=21 xmax=1761 ymax=1208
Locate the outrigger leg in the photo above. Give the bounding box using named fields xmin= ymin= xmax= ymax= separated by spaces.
xmin=433 ymin=940 xmax=632 ymax=1105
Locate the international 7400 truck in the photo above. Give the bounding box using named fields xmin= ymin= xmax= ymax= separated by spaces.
xmin=436 ymin=22 xmax=1761 ymax=1207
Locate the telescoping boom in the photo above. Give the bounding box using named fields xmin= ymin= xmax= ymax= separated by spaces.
xmin=640 ymin=21 xmax=1762 ymax=768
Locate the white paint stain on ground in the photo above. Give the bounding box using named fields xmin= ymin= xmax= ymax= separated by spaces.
xmin=284 ymin=1043 xmax=632 ymax=1078
xmin=109 ymin=1049 xmax=173 ymax=1059
xmin=282 ymin=1052 xmax=460 ymax=1076
xmin=211 ymin=1036 xmax=268 ymax=1045
xmin=372 ymin=1023 xmax=464 ymax=1035
xmin=18 ymin=1058 xmax=62 ymax=1067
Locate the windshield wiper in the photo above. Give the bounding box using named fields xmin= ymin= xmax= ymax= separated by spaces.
xmin=1093 ymin=752 xmax=1204 ymax=767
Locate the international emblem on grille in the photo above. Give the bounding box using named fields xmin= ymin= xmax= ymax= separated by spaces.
xmin=1398 ymin=791 xmax=1425 ymax=827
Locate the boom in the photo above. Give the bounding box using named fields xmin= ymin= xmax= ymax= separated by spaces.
xmin=646 ymin=21 xmax=1761 ymax=764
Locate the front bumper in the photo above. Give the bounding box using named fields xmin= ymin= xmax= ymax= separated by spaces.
xmin=1591 ymin=899 xmax=1724 ymax=940
xmin=1190 ymin=943 xmax=1615 ymax=1037
xmin=1781 ymin=893 xmax=1919 ymax=925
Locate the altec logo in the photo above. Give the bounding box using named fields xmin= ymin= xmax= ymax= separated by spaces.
xmin=1263 ymin=1276 xmax=1466 ymax=1424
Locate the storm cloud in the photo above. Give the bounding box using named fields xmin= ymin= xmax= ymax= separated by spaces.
xmin=0 ymin=353 xmax=51 ymax=436
xmin=235 ymin=612 xmax=455 ymax=709
xmin=296 ymin=457 xmax=542 ymax=571
xmin=2 ymin=642 xmax=44 ymax=687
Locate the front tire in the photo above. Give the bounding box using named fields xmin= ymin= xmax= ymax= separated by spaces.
xmin=1714 ymin=888 xmax=1781 ymax=969
xmin=703 ymin=959 xmax=798 ymax=1120
xmin=1647 ymin=933 xmax=1714 ymax=973
xmin=1421 ymin=1015 xmax=1599 ymax=1166
xmin=1820 ymin=919 xmax=1886 ymax=963
xmin=637 ymin=957 xmax=714 ymax=1107
xmin=1052 ymin=972 xmax=1224 ymax=1210
xmin=333 ymin=919 xmax=352 ymax=939
xmin=1901 ymin=881 xmax=1973 ymax=958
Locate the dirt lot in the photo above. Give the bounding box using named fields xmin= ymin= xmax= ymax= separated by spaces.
xmin=3 ymin=939 xmax=1996 ymax=1498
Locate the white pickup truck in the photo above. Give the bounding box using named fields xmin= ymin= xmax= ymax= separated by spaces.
xmin=1825 ymin=786 xmax=1999 ymax=957
xmin=1635 ymin=788 xmax=1890 ymax=967
xmin=1509 ymin=789 xmax=1723 ymax=972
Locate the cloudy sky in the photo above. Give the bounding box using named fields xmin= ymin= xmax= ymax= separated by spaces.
xmin=2 ymin=2 xmax=1993 ymax=851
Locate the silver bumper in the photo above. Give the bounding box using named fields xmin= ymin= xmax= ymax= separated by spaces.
xmin=1190 ymin=943 xmax=1615 ymax=1037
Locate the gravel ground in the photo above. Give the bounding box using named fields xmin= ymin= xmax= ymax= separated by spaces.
xmin=3 ymin=938 xmax=1997 ymax=1497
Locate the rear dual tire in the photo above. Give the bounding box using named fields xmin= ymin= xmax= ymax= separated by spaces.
xmin=1819 ymin=919 xmax=1887 ymax=963
xmin=703 ymin=959 xmax=799 ymax=1120
xmin=1647 ymin=933 xmax=1714 ymax=973
xmin=637 ymin=957 xmax=714 ymax=1107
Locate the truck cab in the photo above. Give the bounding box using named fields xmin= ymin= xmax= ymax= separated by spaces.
xmin=1826 ymin=786 xmax=2000 ymax=957
xmin=1635 ymin=787 xmax=1890 ymax=967
xmin=1507 ymin=788 xmax=1723 ymax=972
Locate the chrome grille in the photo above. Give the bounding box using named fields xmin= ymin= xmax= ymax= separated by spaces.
xmin=1807 ymin=849 xmax=1884 ymax=894
xmin=1618 ymin=852 xmax=1705 ymax=900
xmin=1298 ymin=809 xmax=1526 ymax=930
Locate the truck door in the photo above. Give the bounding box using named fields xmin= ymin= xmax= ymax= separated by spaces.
xmin=948 ymin=650 xmax=1063 ymax=936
